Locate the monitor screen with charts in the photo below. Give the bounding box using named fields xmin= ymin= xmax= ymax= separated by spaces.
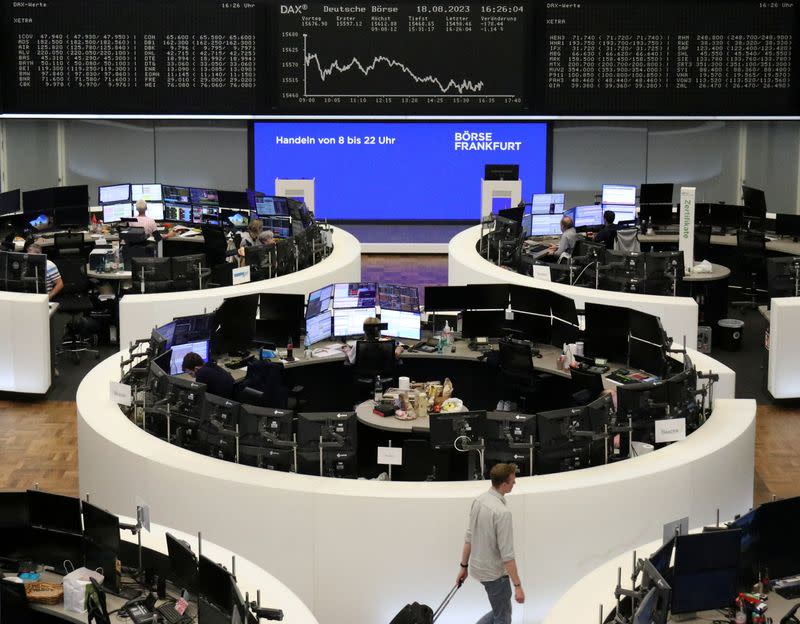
xmin=531 ymin=193 xmax=565 ymax=215
xmin=306 ymin=310 xmax=332 ymax=345
xmin=334 ymin=307 xmax=375 ymax=337
xmin=572 ymin=205 xmax=603 ymax=228
xmin=102 ymin=203 xmax=133 ymax=223
xmin=381 ymin=309 xmax=421 ymax=340
xmin=527 ymin=213 xmax=563 ymax=236
xmin=306 ymin=285 xmax=333 ymax=319
xmin=142 ymin=202 xmax=164 ymax=220
xmin=99 ymin=184 xmax=130 ymax=205
xmin=333 ymin=283 xmax=377 ymax=309
xmin=131 ymin=184 xmax=163 ymax=202
xmin=602 ymin=184 xmax=637 ymax=206
xmin=169 ymin=340 xmax=210 ymax=375
xmin=603 ymin=204 xmax=638 ymax=224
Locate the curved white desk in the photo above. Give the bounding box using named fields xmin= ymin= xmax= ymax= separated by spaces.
xmin=449 ymin=226 xmax=700 ymax=350
xmin=118 ymin=226 xmax=361 ymax=347
xmin=77 ymin=349 xmax=752 ymax=624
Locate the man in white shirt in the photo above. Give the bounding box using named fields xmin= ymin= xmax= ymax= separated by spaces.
xmin=457 ymin=463 xmax=524 ymax=624
xmin=133 ymin=199 xmax=158 ymax=236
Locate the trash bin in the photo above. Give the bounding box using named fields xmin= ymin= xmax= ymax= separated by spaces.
xmin=717 ymin=318 xmax=745 ymax=351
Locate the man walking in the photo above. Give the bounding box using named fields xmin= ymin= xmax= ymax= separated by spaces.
xmin=457 ymin=463 xmax=524 ymax=624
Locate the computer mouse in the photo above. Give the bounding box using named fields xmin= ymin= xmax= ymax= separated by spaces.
xmin=450 ymin=346 xmax=456 ymax=353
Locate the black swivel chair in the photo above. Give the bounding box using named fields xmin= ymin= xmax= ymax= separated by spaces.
xmin=569 ymin=368 xmax=605 ymax=404
xmin=53 ymin=232 xmax=88 ymax=259
xmin=694 ymin=224 xmax=712 ymax=263
xmin=498 ymin=339 xmax=539 ymax=412
xmin=236 ymin=360 xmax=304 ymax=411
xmin=732 ymin=228 xmax=767 ymax=308
xmin=53 ymin=257 xmax=99 ymax=363
xmin=353 ymin=340 xmax=398 ymax=403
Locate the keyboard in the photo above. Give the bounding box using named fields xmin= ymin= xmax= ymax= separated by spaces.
xmin=157 ymin=603 xmax=190 ymax=624
xmin=526 ymin=244 xmax=548 ymax=253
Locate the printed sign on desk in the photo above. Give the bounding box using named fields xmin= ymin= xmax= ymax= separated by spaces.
xmin=532 ymin=265 xmax=551 ymax=281
xmin=377 ymin=446 xmax=403 ymax=466
xmin=232 ymin=265 xmax=251 ymax=285
xmin=655 ymin=418 xmax=687 ymax=443
xmin=110 ymin=381 xmax=132 ymax=406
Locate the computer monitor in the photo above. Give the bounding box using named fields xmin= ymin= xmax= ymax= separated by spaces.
xmin=333 ymin=307 xmax=375 ymax=337
xmin=166 ymin=533 xmax=198 ymax=595
xmin=171 ymin=313 xmax=214 ymax=347
xmin=4 ymin=252 xmax=47 ymax=294
xmin=527 ymin=213 xmax=563 ymax=236
xmin=165 ymin=376 xmax=206 ymax=418
xmin=27 ymin=490 xmax=83 ymax=534
xmin=377 ymin=284 xmax=420 ymax=312
xmin=629 ymin=310 xmax=668 ymax=346
xmin=671 ymin=530 xmax=741 ymax=614
xmin=465 ymin=284 xmax=509 ymax=310
xmin=485 ymin=411 xmax=536 ymax=446
xmin=584 ymin=302 xmax=630 ymax=362
xmin=603 ymin=204 xmax=638 ymax=224
xmin=55 ymin=185 xmax=88 ymax=209
xmin=423 ymin=286 xmax=472 ymax=312
xmin=254 ymin=196 xmax=290 ymax=217
xmin=0 ymin=189 xmax=21 ymax=216
xmin=601 ymin=184 xmax=637 ymax=206
xmin=23 ymin=187 xmax=56 ymax=213
xmin=306 ymin=310 xmax=332 ymax=345
xmin=498 ymin=206 xmax=525 ymax=226
xmin=102 ymin=203 xmax=133 ymax=223
xmin=230 ymin=575 xmax=248 ymax=624
xmin=332 ymin=282 xmax=377 ymax=309
xmin=163 ymin=185 xmax=191 ymax=204
xmin=531 ymin=193 xmax=565 ymax=215
xmin=296 ymin=412 xmax=357 ymax=449
xmin=380 ymin=309 xmax=421 ymax=340
xmin=767 ymin=256 xmax=800 ymax=297
xmin=142 ymin=201 xmax=164 ymax=221
xmin=132 ymin=257 xmax=172 ymax=292
xmin=776 ymin=214 xmax=800 ymax=240
xmin=508 ymin=285 xmax=551 ymax=317
xmin=629 ymin=338 xmax=667 ymax=377
xmin=0 ymin=491 xmax=29 ymax=529
xmin=239 ymin=405 xmax=294 ymax=440
xmin=649 ymin=537 xmax=675 ymax=577
xmin=82 ymin=501 xmax=120 ymax=554
xmin=163 ymin=203 xmax=193 ymax=224
xmin=212 ymin=294 xmax=259 ymax=355
xmin=131 ymin=184 xmax=163 ymax=202
xmin=742 ymin=185 xmax=767 ymax=219
xmin=170 ymin=340 xmax=210 ymax=375
xmin=429 ymin=411 xmax=486 ymax=448
xmin=461 ymin=310 xmax=508 ymax=339
xmin=190 ymin=188 xmax=219 ymax=207
xmin=217 ymin=190 xmax=249 ymax=211
xmin=148 ymin=355 xmax=171 ymax=398
xmin=170 ymin=254 xmax=206 ymax=290
xmin=744 ymin=496 xmax=800 ymax=580
xmin=572 ymin=205 xmax=604 ymax=228
xmin=484 ymin=164 xmax=519 ymax=181
xmin=99 ymin=184 xmax=131 ymax=205
xmin=54 ymin=205 xmax=89 ymax=227
xmin=27 ymin=211 xmax=54 ymax=232
xmin=584 ymin=393 xmax=614 ymax=433
xmin=535 ymin=406 xmax=591 ymax=473
xmin=639 ymin=183 xmax=674 ymax=205
xmin=260 ymin=293 xmax=305 ymax=329
xmin=709 ymin=204 xmax=743 ymax=230
xmin=639 ymin=204 xmax=674 ymax=227
xmin=220 ymin=208 xmax=251 ymax=229
xmin=645 ymin=251 xmax=684 ymax=295
xmin=201 ymin=393 xmax=241 ymax=430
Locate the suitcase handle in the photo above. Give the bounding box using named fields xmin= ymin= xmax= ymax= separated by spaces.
xmin=432 ymin=583 xmax=462 ymax=622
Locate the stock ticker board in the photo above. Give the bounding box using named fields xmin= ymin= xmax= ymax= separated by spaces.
xmin=0 ymin=0 xmax=798 ymax=116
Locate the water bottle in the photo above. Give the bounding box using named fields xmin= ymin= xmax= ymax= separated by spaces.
xmin=436 ymin=334 xmax=444 ymax=354
xmin=374 ymin=377 xmax=382 ymax=402
xmin=443 ymin=321 xmax=452 ymax=346
xmin=303 ymin=334 xmax=311 ymax=359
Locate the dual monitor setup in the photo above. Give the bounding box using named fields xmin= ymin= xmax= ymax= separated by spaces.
xmin=0 ymin=248 xmax=47 ymax=294
xmin=0 ymin=185 xmax=91 ymax=233
xmin=606 ymin=495 xmax=800 ymax=624
xmin=0 ymin=490 xmax=277 ymax=624
xmin=99 ymin=182 xmax=311 ymax=239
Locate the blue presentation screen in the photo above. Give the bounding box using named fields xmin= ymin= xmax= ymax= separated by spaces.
xmin=252 ymin=122 xmax=549 ymax=221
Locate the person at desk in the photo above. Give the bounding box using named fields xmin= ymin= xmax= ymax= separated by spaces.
xmin=544 ymin=215 xmax=577 ymax=261
xmin=589 ymin=210 xmax=618 ymax=249
xmin=24 ymin=241 xmax=63 ymax=301
xmin=259 ymin=229 xmax=275 ymax=246
xmin=133 ymin=199 xmax=158 ymax=237
xmin=182 ymin=352 xmax=235 ymax=399
xmin=239 ymin=218 xmax=264 ymax=249
xmin=457 ymin=462 xmax=524 ymax=624
xmin=343 ymin=316 xmax=404 ymax=363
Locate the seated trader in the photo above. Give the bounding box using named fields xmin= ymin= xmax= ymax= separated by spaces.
xmin=182 ymin=352 xmax=235 ymax=399
xmin=25 ymin=240 xmax=64 ymax=301
xmin=239 ymin=218 xmax=264 ymax=250
xmin=589 ymin=210 xmax=617 ymax=249
xmin=133 ymin=199 xmax=158 ymax=237
xmin=344 ymin=317 xmax=405 ymax=363
xmin=544 ymin=215 xmax=577 ymax=261
xmin=259 ymin=229 xmax=275 ymax=246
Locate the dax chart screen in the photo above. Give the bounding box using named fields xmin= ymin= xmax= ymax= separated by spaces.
xmin=276 ymin=1 xmax=531 ymax=113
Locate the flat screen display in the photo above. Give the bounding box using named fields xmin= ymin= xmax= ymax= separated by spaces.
xmin=306 ymin=310 xmax=332 ymax=345
xmin=601 ymin=184 xmax=637 ymax=206
xmin=381 ymin=309 xmax=421 ymax=340
xmin=334 ymin=307 xmax=375 ymax=337
xmin=526 ymin=213 xmax=562 ymax=236
xmin=169 ymin=339 xmax=210 ymax=375
xmin=253 ymin=122 xmax=549 ymax=220
xmin=531 ymin=193 xmax=565 ymax=215
xmin=99 ymin=184 xmax=130 ymax=204
xmin=333 ymin=283 xmax=377 ymax=309
xmin=306 ymin=285 xmax=333 ymax=319
xmin=103 ymin=203 xmax=133 ymax=223
xmin=131 ymin=184 xmax=163 ymax=202
xmin=603 ymin=204 xmax=638 ymax=223
xmin=572 ymin=204 xmax=603 ymax=228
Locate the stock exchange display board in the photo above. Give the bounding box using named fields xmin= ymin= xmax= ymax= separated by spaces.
xmin=0 ymin=0 xmax=798 ymax=116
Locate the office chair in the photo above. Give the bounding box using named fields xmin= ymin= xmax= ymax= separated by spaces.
xmin=237 ymin=360 xmax=304 ymax=410
xmin=353 ymin=340 xmax=398 ymax=403
xmin=53 ymin=232 xmax=88 ymax=259
xmin=53 ymin=256 xmax=100 ymax=364
xmin=275 ymin=238 xmax=294 ymax=276
xmin=694 ymin=224 xmax=712 ymax=263
xmin=569 ymin=368 xmax=605 ymax=403
xmin=613 ymin=227 xmax=641 ymax=253
xmin=732 ymin=228 xmax=767 ymax=308
xmin=0 ymin=577 xmax=29 ymax=623
xmin=498 ymin=339 xmax=539 ymax=412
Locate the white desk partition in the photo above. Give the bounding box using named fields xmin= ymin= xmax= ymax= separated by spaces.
xmin=449 ymin=225 xmax=700 ymax=350
xmin=119 ymin=226 xmax=360 ymax=347
xmin=78 ymin=349 xmax=753 ymax=624
xmin=0 ymin=292 xmax=51 ymax=393
xmin=481 ymin=179 xmax=522 ymax=218
xmin=275 ymin=178 xmax=315 ymax=213
xmin=768 ymin=297 xmax=800 ymax=398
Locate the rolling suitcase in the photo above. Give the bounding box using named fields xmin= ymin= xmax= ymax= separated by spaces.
xmin=389 ymin=583 xmax=461 ymax=624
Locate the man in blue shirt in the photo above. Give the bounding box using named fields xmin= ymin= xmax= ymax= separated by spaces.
xmin=457 ymin=463 xmax=525 ymax=624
